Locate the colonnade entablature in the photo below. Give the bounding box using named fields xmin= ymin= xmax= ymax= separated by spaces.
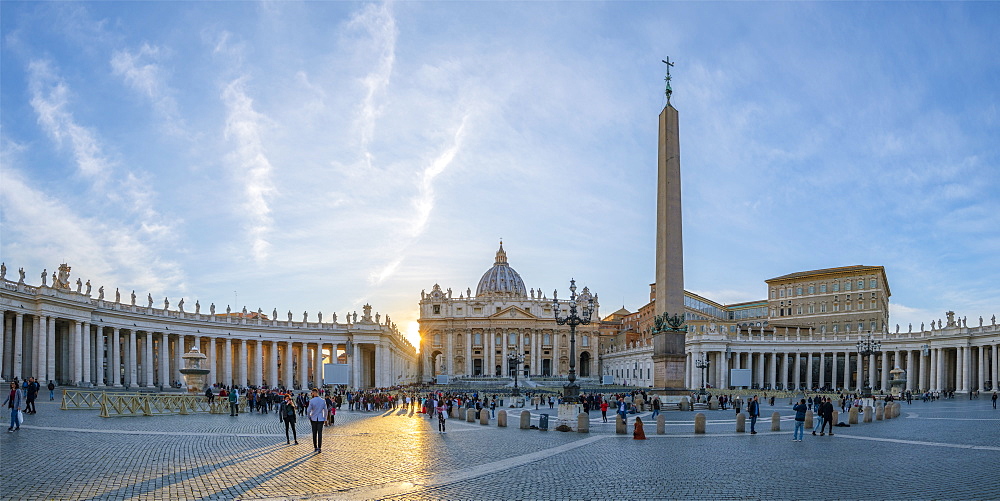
xmin=0 ymin=267 xmax=417 ymax=390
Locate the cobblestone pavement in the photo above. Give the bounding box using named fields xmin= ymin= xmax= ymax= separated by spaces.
xmin=2 ymin=393 xmax=999 ymax=500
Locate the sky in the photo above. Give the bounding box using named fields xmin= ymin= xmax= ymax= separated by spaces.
xmin=2 ymin=2 xmax=998 ymax=346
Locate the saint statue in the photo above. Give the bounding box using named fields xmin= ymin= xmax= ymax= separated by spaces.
xmin=226 ymin=305 xmax=231 ymax=315
xmin=196 ymin=301 xmax=201 ymax=314
xmin=41 ymin=269 xmax=47 ymax=286
xmin=178 ymin=298 xmax=185 ymax=312
xmin=352 ymin=311 xmax=358 ymax=323
xmin=131 ymin=290 xmax=136 ymax=305
xmin=272 ymin=308 xmax=277 ymax=320
xmin=147 ymin=293 xmax=153 ymax=307
xmin=242 ymin=306 xmax=247 ymax=316
xmin=332 ymin=312 xmax=338 ymax=323
xmin=85 ymin=280 xmax=91 ymax=295
xmin=164 ymin=297 xmax=170 ymax=310
xmin=375 ymin=312 xmax=380 ymax=324
xmin=303 ymin=311 xmax=308 ymax=322
xmin=318 ymin=311 xmax=323 ymax=323
xmin=0 ymin=262 xmax=5 ymax=280
xmin=98 ymin=286 xmax=105 ymax=300
xmin=210 ymin=303 xmax=216 ymax=315
xmin=287 ymin=310 xmax=293 ymax=322
xmin=76 ymin=278 xmax=83 ymax=292
xmin=18 ymin=268 xmax=25 ymax=284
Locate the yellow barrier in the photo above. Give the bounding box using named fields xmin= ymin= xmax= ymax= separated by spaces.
xmin=61 ymin=389 xmax=247 ymax=417
xmin=61 ymin=389 xmax=141 ymax=410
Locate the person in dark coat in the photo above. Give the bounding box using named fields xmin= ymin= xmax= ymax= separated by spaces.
xmin=280 ymin=394 xmax=298 ymax=445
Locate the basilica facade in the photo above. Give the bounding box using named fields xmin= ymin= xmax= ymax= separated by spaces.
xmin=418 ymin=244 xmax=601 ymax=382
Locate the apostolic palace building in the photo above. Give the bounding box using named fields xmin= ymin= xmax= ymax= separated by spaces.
xmin=0 ymin=264 xmax=417 ymax=389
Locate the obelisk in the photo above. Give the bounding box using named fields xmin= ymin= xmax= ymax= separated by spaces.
xmin=653 ymin=58 xmax=686 ymax=389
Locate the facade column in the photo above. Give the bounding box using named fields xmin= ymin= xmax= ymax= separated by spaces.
xmin=297 ymin=343 xmax=308 ymax=389
xmin=780 ymin=352 xmax=789 ymax=390
xmin=922 ymin=349 xmax=931 ymax=391
xmin=962 ymin=345 xmax=972 ymax=392
xmin=880 ymin=351 xmax=891 ymax=391
xmin=829 ymin=352 xmax=837 ymax=390
xmin=269 ymin=341 xmax=279 ymax=388
xmin=283 ymin=341 xmax=293 ymax=389
xmin=94 ymin=325 xmax=105 ymax=386
xmin=843 ymin=352 xmax=851 ymax=391
xmin=816 ymin=352 xmax=824 ymax=389
xmin=80 ymin=322 xmax=91 ymax=385
xmin=768 ymin=352 xmax=776 ymax=390
xmin=175 ymin=335 xmax=186 ymax=388
xmin=0 ymin=311 xmax=7 ymax=381
xmin=158 ymin=333 xmax=169 ymax=388
xmin=976 ymin=345 xmax=985 ymax=392
xmin=793 ymin=352 xmax=802 ymax=390
xmin=806 ymin=352 xmax=813 ymax=390
xmin=374 ymin=342 xmax=383 ymax=388
xmin=13 ymin=313 xmax=23 ymax=380
xmin=110 ymin=328 xmax=121 ymax=387
xmin=352 ymin=341 xmax=361 ymax=389
xmin=223 ymin=338 xmax=233 ymax=387
xmin=73 ymin=321 xmax=84 ymax=385
xmin=46 ymin=317 xmax=56 ymax=384
xmin=128 ymin=329 xmax=138 ymax=388
xmin=930 ymin=348 xmax=938 ymax=392
xmin=238 ymin=338 xmax=248 ymax=387
xmin=993 ymin=345 xmax=999 ymax=393
xmin=252 ymin=340 xmax=263 ymax=387
xmin=208 ymin=337 xmax=217 ymax=387
xmin=756 ymin=352 xmax=764 ymax=387
xmin=143 ymin=332 xmax=154 ymax=387
xmin=868 ymin=351 xmax=877 ymax=389
xmin=905 ymin=350 xmax=914 ymax=391
xmin=33 ymin=316 xmax=45 ymax=384
xmin=314 ymin=342 xmax=323 ymax=388
xmin=855 ymin=353 xmax=863 ymax=391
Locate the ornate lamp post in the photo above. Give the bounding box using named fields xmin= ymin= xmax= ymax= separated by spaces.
xmin=695 ymin=358 xmax=710 ymax=395
xmin=553 ymin=279 xmax=594 ymax=404
xmin=507 ymin=351 xmax=525 ymax=396
xmin=856 ymin=333 xmax=882 ymax=398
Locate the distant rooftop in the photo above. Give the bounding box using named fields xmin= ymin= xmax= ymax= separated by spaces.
xmin=766 ymin=265 xmax=884 ymax=283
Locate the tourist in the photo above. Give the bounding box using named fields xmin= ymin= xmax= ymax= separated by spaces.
xmin=992 ymin=392 xmax=997 ymax=409
xmin=307 ymin=388 xmax=327 ymax=453
xmin=436 ymin=400 xmax=447 ymax=433
xmin=25 ymin=377 xmax=38 ymax=414
xmin=205 ymin=386 xmax=214 ymax=404
xmin=281 ymin=394 xmax=298 ymax=445
xmin=734 ymin=395 xmax=742 ymax=416
xmin=600 ymin=400 xmax=609 ymax=423
xmin=228 ymin=387 xmax=240 ymax=416
xmin=633 ymin=416 xmax=646 ymax=440
xmin=821 ymin=397 xmax=835 ymax=435
xmin=812 ymin=397 xmax=825 ymax=436
xmin=748 ymin=395 xmax=760 ymax=434
xmin=4 ymin=381 xmax=24 ymax=432
xmin=651 ymin=396 xmax=661 ymax=420
xmin=47 ymin=380 xmax=55 ymax=401
xmin=792 ymin=398 xmax=807 ymax=441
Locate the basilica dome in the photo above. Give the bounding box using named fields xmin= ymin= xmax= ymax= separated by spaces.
xmin=475 ymin=242 xmax=528 ymax=298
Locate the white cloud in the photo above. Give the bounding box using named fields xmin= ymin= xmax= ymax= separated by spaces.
xmin=110 ymin=43 xmax=187 ymax=137
xmin=346 ymin=2 xmax=397 ymax=169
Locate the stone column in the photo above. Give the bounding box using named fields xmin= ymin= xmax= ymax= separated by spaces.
xmin=223 ymin=338 xmax=233 ymax=387
xmin=0 ymin=311 xmax=7 ymax=381
xmin=929 ymin=348 xmax=938 ymax=391
xmin=128 ymin=329 xmax=138 ymax=387
xmin=314 ymin=342 xmax=323 ymax=387
xmin=94 ymin=324 xmax=104 ymax=385
xmin=880 ymin=351 xmax=890 ymax=391
xmin=110 ymin=328 xmax=121 ymax=387
xmin=71 ymin=321 xmax=83 ymax=385
xmin=352 ymin=342 xmax=361 ymax=389
xmin=13 ymin=313 xmax=23 ymax=380
xmin=252 ymin=340 xmax=263 ymax=387
xmin=283 ymin=341 xmax=292 ymax=389
xmin=374 ymin=342 xmax=383 ymax=388
xmin=768 ymin=352 xmax=777 ymax=390
xmin=175 ymin=335 xmax=186 ymax=388
xmin=781 ymin=352 xmax=789 ymax=390
xmin=977 ymin=345 xmax=985 ymax=392
xmin=843 ymin=352 xmax=852 ymax=391
xmin=756 ymin=352 xmax=764 ymax=387
xmin=208 ymin=337 xmax=217 ymax=387
xmin=855 ymin=353 xmax=863 ymax=391
xmin=905 ymin=350 xmax=914 ymax=391
xmin=868 ymin=351 xmax=876 ymax=389
xmin=829 ymin=352 xmax=837 ymax=390
xmin=158 ymin=333 xmax=170 ymax=388
xmin=793 ymin=352 xmax=801 ymax=390
xmin=238 ymin=338 xmax=248 ymax=387
xmin=806 ymin=352 xmax=813 ymax=390
xmin=143 ymin=332 xmax=154 ymax=387
xmin=79 ymin=321 xmax=91 ymax=385
xmin=46 ymin=317 xmax=56 ymax=384
xmin=962 ymin=345 xmax=972 ymax=392
xmin=297 ymin=343 xmax=308 ymax=389
xmin=993 ymin=345 xmax=999 ymax=393
xmin=33 ymin=316 xmax=44 ymax=384
xmin=269 ymin=341 xmax=279 ymax=388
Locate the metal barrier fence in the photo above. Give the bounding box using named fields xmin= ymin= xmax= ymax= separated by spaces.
xmin=61 ymin=389 xmax=247 ymax=417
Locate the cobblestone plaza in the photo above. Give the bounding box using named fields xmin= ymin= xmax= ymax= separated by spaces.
xmin=2 ymin=394 xmax=998 ymax=500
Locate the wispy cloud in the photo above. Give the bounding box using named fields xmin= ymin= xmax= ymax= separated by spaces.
xmin=222 ymin=77 xmax=276 ymax=263
xmin=347 ymin=2 xmax=397 ymax=169
xmin=110 ymin=43 xmax=187 ymax=137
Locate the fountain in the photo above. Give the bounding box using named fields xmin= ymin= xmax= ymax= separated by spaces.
xmin=179 ymin=347 xmax=210 ymax=395
xmin=889 ymin=365 xmax=907 ymax=397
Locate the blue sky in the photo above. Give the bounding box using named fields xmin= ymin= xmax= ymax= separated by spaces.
xmin=2 ymin=2 xmax=998 ymax=344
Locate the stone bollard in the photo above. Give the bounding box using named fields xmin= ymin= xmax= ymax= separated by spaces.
xmin=736 ymin=412 xmax=746 ymax=433
xmin=451 ymin=407 xmax=460 ymax=419
xmin=577 ymin=413 xmax=589 ymax=433
xmin=656 ymin=414 xmax=666 ymax=435
xmin=679 ymin=397 xmax=690 ymax=412
xmin=771 ymin=411 xmax=781 ymax=431
xmin=708 ymin=400 xmax=719 ymax=411
xmin=694 ymin=413 xmax=706 ymax=434
xmin=889 ymin=402 xmax=899 ymax=419
xmin=849 ymin=406 xmax=859 ymax=424
xmin=805 ymin=410 xmax=814 ymax=429
xmin=863 ymin=406 xmax=873 ymax=423
xmin=519 ymin=410 xmax=531 ymax=429
xmin=480 ymin=409 xmax=490 ymax=425
xmin=467 ymin=409 xmax=476 ymax=422
xmin=875 ymin=404 xmax=884 ymax=421
xmin=498 ymin=410 xmax=507 ymax=427
xmin=831 ymin=409 xmax=839 ymax=425
xmin=616 ymin=415 xmax=627 ymax=434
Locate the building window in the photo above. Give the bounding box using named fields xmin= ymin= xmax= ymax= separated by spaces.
xmin=820 ymin=303 xmax=827 ymax=313
xmin=434 ymin=333 xmax=441 ymax=345
xmin=833 ymin=303 xmax=840 ymax=312
xmin=870 ymin=321 xmax=877 ymax=332
xmin=832 ymin=283 xmax=840 ymax=292
xmin=808 ymin=304 xmax=814 ymax=314
xmin=770 ymin=289 xmax=776 ymax=299
xmin=845 ymin=281 xmax=852 ymax=291
xmin=796 ymin=306 xmax=803 ymax=315
xmin=845 ymin=303 xmax=851 ymax=311
xmin=858 ymin=321 xmax=865 ymax=332
xmin=779 ymin=289 xmax=785 ymax=298
xmin=796 ymin=287 xmax=803 ymax=296
xmin=524 ymin=335 xmax=530 ymax=346
xmin=474 ymin=333 xmax=482 ymax=345
xmin=432 ymin=305 xmax=441 ymax=314
xmin=820 ymin=284 xmax=827 ymax=293
xmin=808 ymin=285 xmax=815 ymax=294
xmin=870 ymin=300 xmax=876 ymax=309
xmin=858 ymin=279 xmax=865 ymax=289
xmin=544 ymin=333 xmax=551 ymax=345
xmin=871 ymin=292 xmax=877 ymax=299
xmin=509 ymin=333 xmax=517 ymax=345
xmin=583 ymin=335 xmax=589 ymax=347
xmin=496 ymin=307 xmax=501 ymax=313
xmin=495 ymin=335 xmax=501 ymax=346
xmin=870 ymin=279 xmax=877 ymax=289
xmin=474 ymin=307 xmax=482 ymax=314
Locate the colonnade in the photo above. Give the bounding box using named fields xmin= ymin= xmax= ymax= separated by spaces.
xmin=0 ymin=278 xmax=417 ymax=389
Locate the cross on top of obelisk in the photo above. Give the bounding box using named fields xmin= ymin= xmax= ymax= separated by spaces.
xmin=662 ymin=57 xmax=675 ymax=104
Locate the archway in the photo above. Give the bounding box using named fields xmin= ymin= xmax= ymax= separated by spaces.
xmin=579 ymin=352 xmax=591 ymax=377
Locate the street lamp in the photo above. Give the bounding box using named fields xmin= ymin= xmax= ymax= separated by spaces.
xmin=856 ymin=333 xmax=882 ymax=398
xmin=695 ymin=358 xmax=710 ymax=395
xmin=507 ymin=351 xmax=525 ymax=396
xmin=553 ymin=279 xmax=594 ymax=404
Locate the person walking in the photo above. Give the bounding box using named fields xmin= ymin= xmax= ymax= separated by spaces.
xmin=651 ymin=396 xmax=661 ymax=420
xmin=821 ymin=397 xmax=835 ymax=435
xmin=228 ymin=387 xmax=240 ymax=416
xmin=4 ymin=382 xmax=24 ymax=432
xmin=600 ymin=400 xmax=609 ymax=423
xmin=47 ymin=381 xmax=55 ymax=401
xmin=25 ymin=378 xmax=38 ymax=414
xmin=280 ymin=394 xmax=298 ymax=445
xmin=436 ymin=400 xmax=447 ymax=433
xmin=748 ymin=395 xmax=760 ymax=434
xmin=307 ymin=388 xmax=327 ymax=453
xmin=992 ymin=392 xmax=997 ymax=409
xmin=812 ymin=397 xmax=825 ymax=436
xmin=792 ymin=398 xmax=807 ymax=441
